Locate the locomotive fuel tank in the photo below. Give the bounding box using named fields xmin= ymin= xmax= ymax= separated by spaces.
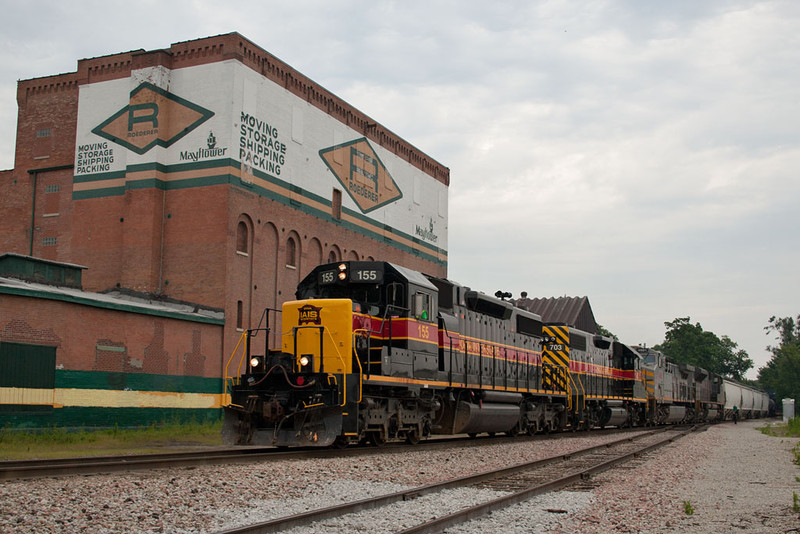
xmin=664 ymin=405 xmax=686 ymax=423
xmin=599 ymin=400 xmax=629 ymax=427
xmin=452 ymin=402 xmax=522 ymax=435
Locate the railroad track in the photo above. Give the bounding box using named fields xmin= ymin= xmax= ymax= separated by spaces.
xmin=0 ymin=447 xmax=295 ymax=480
xmin=215 ymin=425 xmax=705 ymax=534
xmin=0 ymin=426 xmax=642 ymax=481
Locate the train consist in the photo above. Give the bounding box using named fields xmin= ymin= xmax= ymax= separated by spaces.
xmin=223 ymin=261 xmax=769 ymax=447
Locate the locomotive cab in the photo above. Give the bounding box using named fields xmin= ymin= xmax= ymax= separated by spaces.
xmin=223 ymin=261 xmax=440 ymax=447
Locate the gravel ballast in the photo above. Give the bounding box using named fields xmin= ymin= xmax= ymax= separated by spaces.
xmin=1 ymin=421 xmax=797 ymax=533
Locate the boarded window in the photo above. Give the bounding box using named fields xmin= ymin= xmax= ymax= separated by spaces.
xmin=332 ymin=188 xmax=342 ymax=219
xmin=236 ymin=221 xmax=248 ymax=254
xmin=286 ymin=237 xmax=297 ymax=267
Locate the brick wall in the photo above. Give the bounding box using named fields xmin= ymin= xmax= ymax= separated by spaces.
xmin=0 ymin=293 xmax=223 ymax=378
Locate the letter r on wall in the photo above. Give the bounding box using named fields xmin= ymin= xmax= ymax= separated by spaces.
xmin=128 ymin=103 xmax=159 ymax=130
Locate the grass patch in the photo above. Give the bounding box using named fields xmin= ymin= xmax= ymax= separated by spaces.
xmin=758 ymin=417 xmax=800 ymax=467
xmin=0 ymin=420 xmax=224 ymax=461
xmin=757 ymin=417 xmax=800 ymax=438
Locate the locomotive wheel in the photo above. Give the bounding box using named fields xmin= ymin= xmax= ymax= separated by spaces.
xmin=236 ymin=417 xmax=254 ymax=445
xmin=467 ymin=433 xmax=478 ymax=439
xmin=332 ymin=435 xmax=349 ymax=449
xmin=522 ymin=417 xmax=534 ymax=436
xmin=368 ymin=430 xmax=387 ymax=447
xmin=405 ymin=427 xmax=421 ymax=445
xmin=506 ymin=424 xmax=520 ymax=437
xmin=540 ymin=418 xmax=549 ymax=434
xmin=551 ymin=416 xmax=562 ymax=432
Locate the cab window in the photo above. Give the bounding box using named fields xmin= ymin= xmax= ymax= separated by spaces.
xmin=413 ymin=292 xmax=434 ymax=322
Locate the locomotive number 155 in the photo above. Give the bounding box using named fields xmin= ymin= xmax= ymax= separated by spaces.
xmin=352 ymin=269 xmax=379 ymax=281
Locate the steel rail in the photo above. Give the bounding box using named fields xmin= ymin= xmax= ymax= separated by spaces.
xmin=0 ymin=425 xmax=644 ymax=481
xmin=0 ymin=448 xmax=300 ymax=481
xmin=213 ymin=428 xmax=674 ymax=534
xmin=399 ymin=425 xmax=706 ymax=534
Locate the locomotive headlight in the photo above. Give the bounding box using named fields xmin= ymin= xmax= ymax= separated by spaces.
xmin=249 ymin=357 xmax=261 ymax=368
xmin=337 ymin=263 xmax=347 ymax=280
xmin=299 ymin=355 xmax=310 ymax=367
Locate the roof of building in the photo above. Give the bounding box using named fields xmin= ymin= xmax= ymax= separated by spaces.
xmin=0 ymin=275 xmax=224 ymax=325
xmin=512 ymin=295 xmax=598 ymax=334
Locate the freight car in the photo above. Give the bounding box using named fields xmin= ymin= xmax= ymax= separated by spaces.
xmin=722 ymin=379 xmax=770 ymax=420
xmin=222 ymin=260 xmax=762 ymax=447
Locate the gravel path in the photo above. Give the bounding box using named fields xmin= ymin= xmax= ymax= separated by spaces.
xmin=1 ymin=422 xmax=797 ymax=533
xmin=551 ymin=419 xmax=800 ymax=533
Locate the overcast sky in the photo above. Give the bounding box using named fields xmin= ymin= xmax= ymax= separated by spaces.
xmin=1 ymin=1 xmax=798 ymax=378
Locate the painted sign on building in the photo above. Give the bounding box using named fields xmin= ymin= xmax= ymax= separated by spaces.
xmin=73 ymin=61 xmax=447 ymax=263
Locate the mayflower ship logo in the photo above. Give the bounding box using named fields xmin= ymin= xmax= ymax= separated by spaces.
xmin=92 ymin=82 xmax=214 ymax=155
xmin=319 ymin=138 xmax=402 ymax=213
xmin=298 ymin=304 xmax=322 ymax=325
xmin=415 ymin=218 xmax=439 ymax=243
xmin=179 ymin=131 xmax=228 ymax=162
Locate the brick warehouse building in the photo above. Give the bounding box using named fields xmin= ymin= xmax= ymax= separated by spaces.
xmin=0 ymin=33 xmax=449 ymax=428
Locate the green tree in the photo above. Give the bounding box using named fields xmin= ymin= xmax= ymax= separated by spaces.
xmin=596 ymin=324 xmax=618 ymax=340
xmin=654 ymin=317 xmax=753 ymax=380
xmin=717 ymin=335 xmax=754 ymax=381
xmin=758 ymin=315 xmax=800 ymax=401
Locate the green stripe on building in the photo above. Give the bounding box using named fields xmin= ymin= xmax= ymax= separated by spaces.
xmin=55 ymin=369 xmax=222 ymax=393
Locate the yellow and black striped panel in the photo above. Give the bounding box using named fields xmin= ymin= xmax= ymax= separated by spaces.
xmin=642 ymin=369 xmax=655 ymax=396
xmin=542 ymin=325 xmax=570 ymax=368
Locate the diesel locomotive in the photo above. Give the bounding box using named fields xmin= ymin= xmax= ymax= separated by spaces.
xmin=222 ymin=260 xmax=768 ymax=447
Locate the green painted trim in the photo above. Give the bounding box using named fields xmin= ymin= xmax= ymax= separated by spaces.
xmin=127 ymin=158 xmax=240 ymax=174
xmin=73 ymin=186 xmax=126 ymax=199
xmin=73 ymin=169 xmax=128 ymax=183
xmin=0 ymin=406 xmax=220 ymax=429
xmin=0 ymin=285 xmax=225 ymax=325
xmin=55 ymin=369 xmax=223 ymax=394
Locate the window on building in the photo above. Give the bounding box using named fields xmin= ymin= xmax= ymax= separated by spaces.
xmin=36 ymin=128 xmax=51 ymax=138
xmin=236 ymin=221 xmax=248 ymax=254
xmin=236 ymin=300 xmax=243 ymax=330
xmin=328 ymin=250 xmax=338 ymax=263
xmin=42 ymin=237 xmax=57 ymax=246
xmin=44 ymin=184 xmax=60 ymax=193
xmin=332 ymin=188 xmax=342 ymax=219
xmin=286 ymin=237 xmax=297 ymax=268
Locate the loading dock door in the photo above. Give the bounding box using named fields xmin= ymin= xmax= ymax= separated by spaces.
xmin=0 ymin=341 xmax=56 ymax=413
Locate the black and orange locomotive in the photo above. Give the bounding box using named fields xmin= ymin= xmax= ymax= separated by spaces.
xmin=223 ymin=260 xmax=731 ymax=447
